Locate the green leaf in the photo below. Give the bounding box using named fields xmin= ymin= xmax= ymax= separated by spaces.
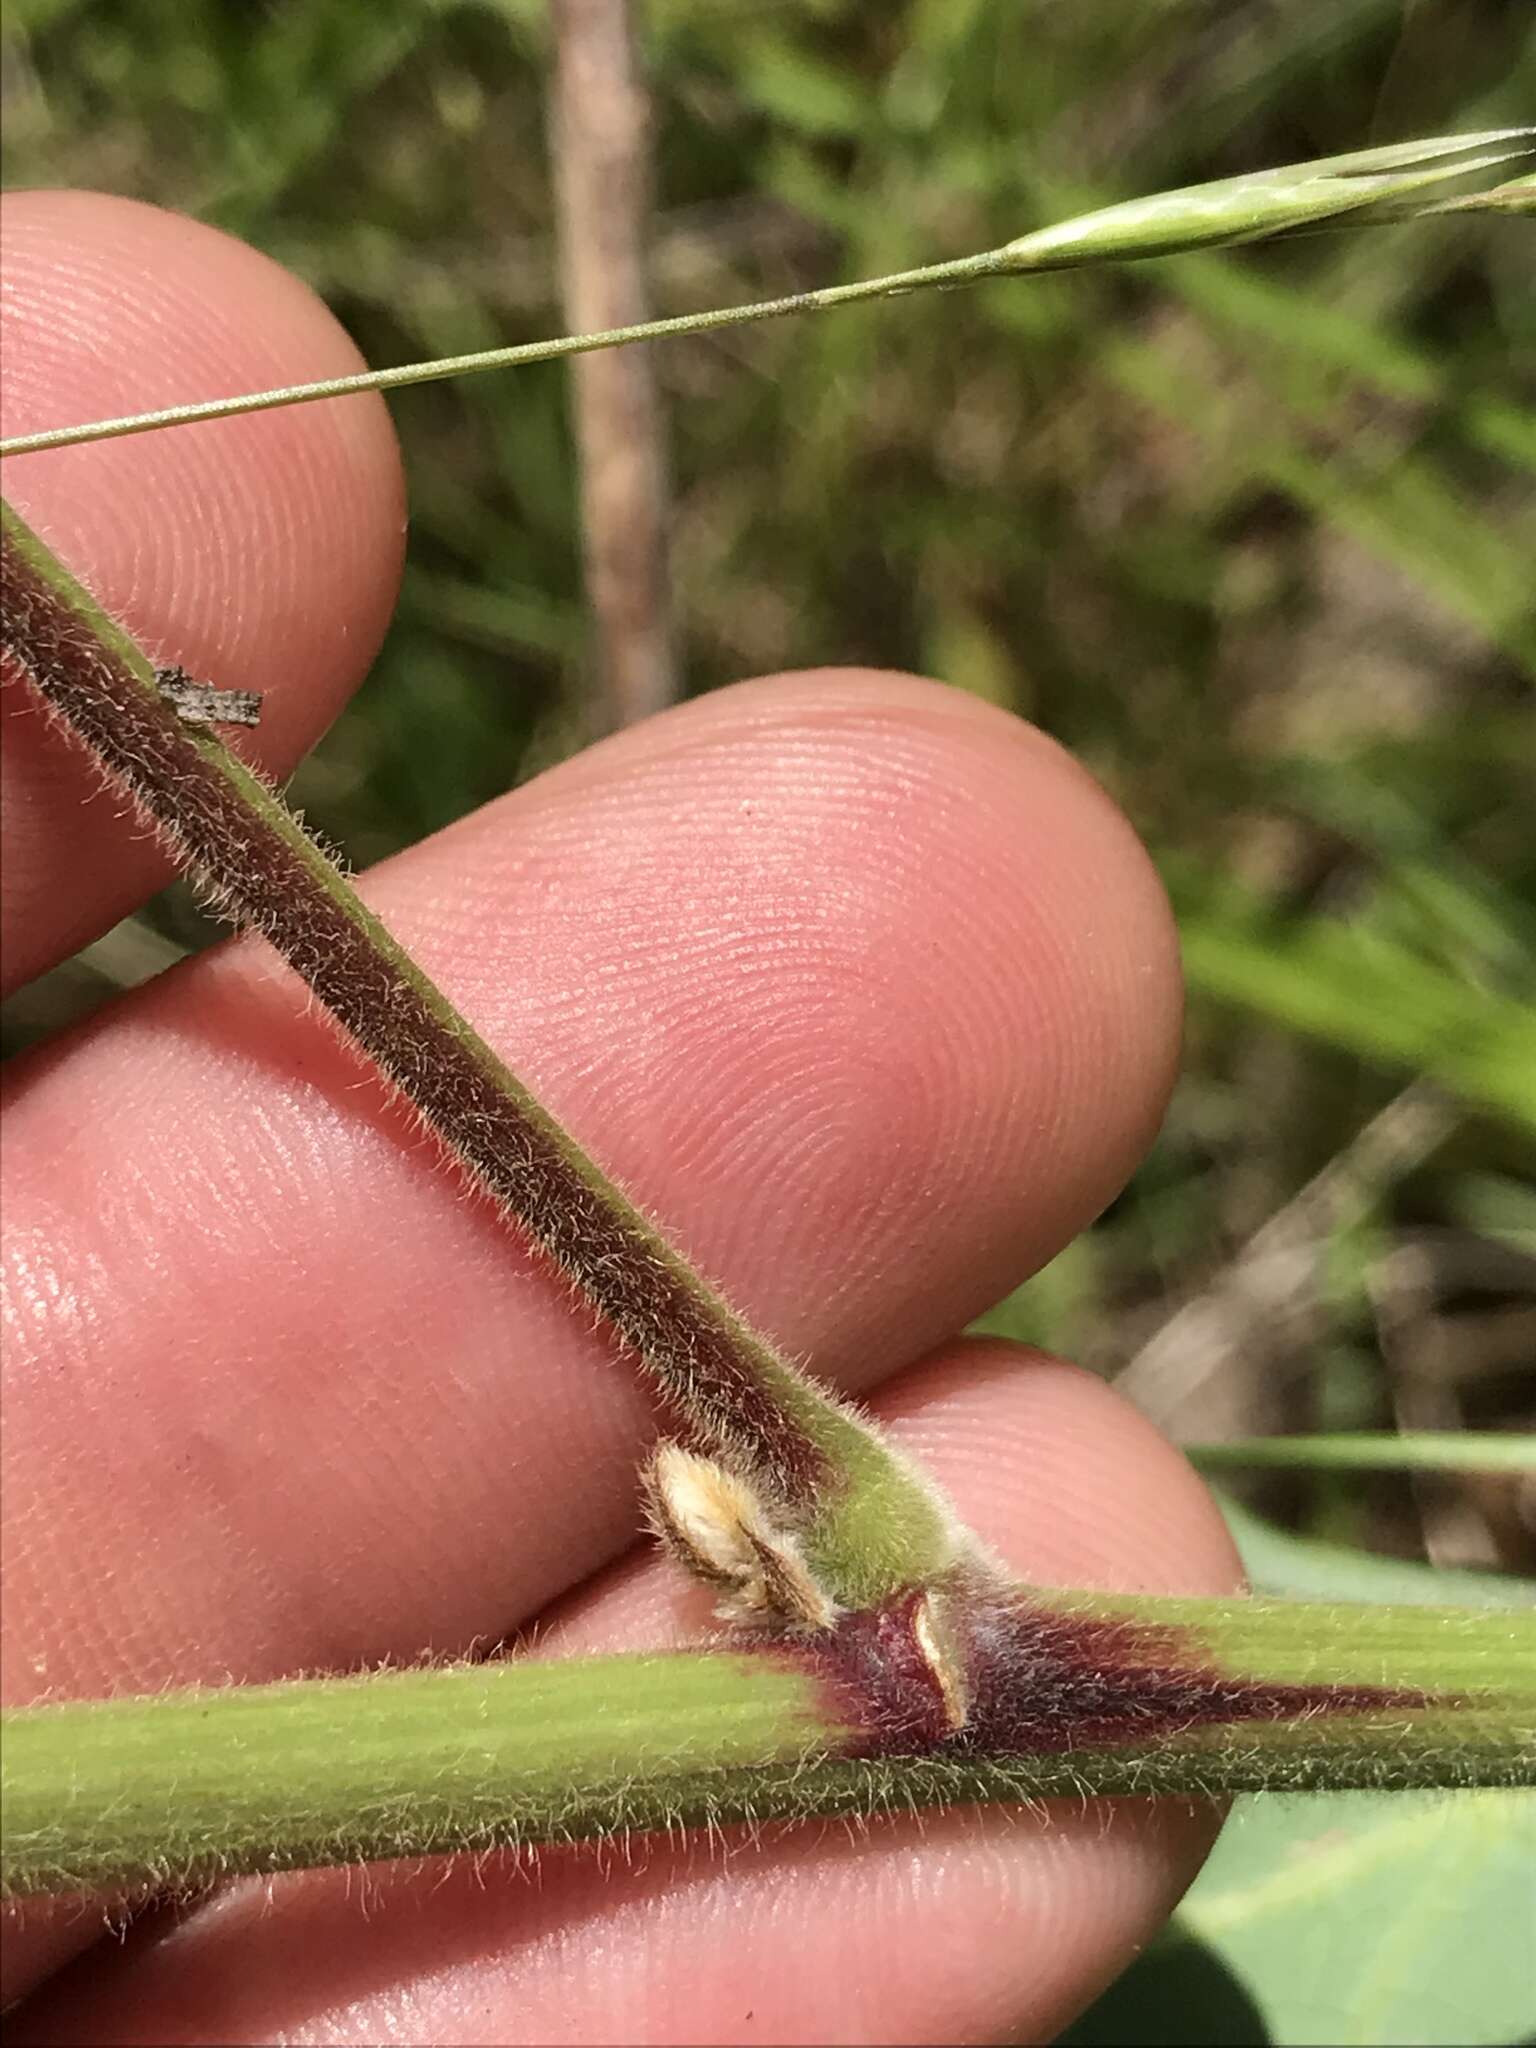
xmin=1217 ymin=1494 xmax=1534 ymax=1611
xmin=1065 ymin=1789 xmax=1536 ymax=2045
xmin=1447 ymin=1172 xmax=1536 ymax=1257
xmin=735 ymin=33 xmax=869 ymax=139
xmin=1175 ymin=896 xmax=1536 ymax=1133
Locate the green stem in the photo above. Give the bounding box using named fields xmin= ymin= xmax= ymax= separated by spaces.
xmin=0 ymin=255 xmax=1000 ymax=458
xmin=1190 ymin=1434 xmax=1536 ymax=1476
xmin=1052 ymin=1588 xmax=1536 ymax=1693
xmin=4 ymin=1591 xmax=1531 ymax=1901
xmin=0 ymin=498 xmax=958 ymax=1608
xmin=0 ymin=129 xmax=1526 ymax=459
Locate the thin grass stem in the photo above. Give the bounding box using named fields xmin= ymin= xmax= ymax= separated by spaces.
xmin=1 ymin=129 xmax=1527 ymax=460
xmin=1188 ymin=1434 xmax=1536 ymax=1476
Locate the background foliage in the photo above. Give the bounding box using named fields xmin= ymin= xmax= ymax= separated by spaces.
xmin=3 ymin=1 xmax=1532 ymax=2040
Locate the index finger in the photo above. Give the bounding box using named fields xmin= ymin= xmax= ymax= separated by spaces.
xmin=0 ymin=190 xmax=405 ymax=994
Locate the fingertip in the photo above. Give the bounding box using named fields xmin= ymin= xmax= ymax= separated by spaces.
xmin=707 ymin=665 xmax=1187 ymax=1214
xmin=1 ymin=190 xmax=405 ymax=986
xmin=425 ymin=664 xmax=1185 ymax=1364
xmin=880 ymin=1337 xmax=1244 ymax=1597
xmin=1 ymin=190 xmax=406 ymax=682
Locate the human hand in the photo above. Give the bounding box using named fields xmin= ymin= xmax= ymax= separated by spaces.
xmin=1 ymin=192 xmax=1242 ymax=2045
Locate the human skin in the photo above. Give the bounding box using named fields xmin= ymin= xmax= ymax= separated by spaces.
xmin=0 ymin=191 xmax=1243 ymax=2044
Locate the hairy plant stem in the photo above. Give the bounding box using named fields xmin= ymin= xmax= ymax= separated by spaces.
xmin=0 ymin=130 xmax=1527 ymax=460
xmin=4 ymin=1591 xmax=1532 ymax=1900
xmin=0 ymin=499 xmax=959 ymax=1607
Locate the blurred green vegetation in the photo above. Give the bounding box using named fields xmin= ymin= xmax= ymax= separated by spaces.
xmin=3 ymin=3 xmax=1534 ymax=2038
